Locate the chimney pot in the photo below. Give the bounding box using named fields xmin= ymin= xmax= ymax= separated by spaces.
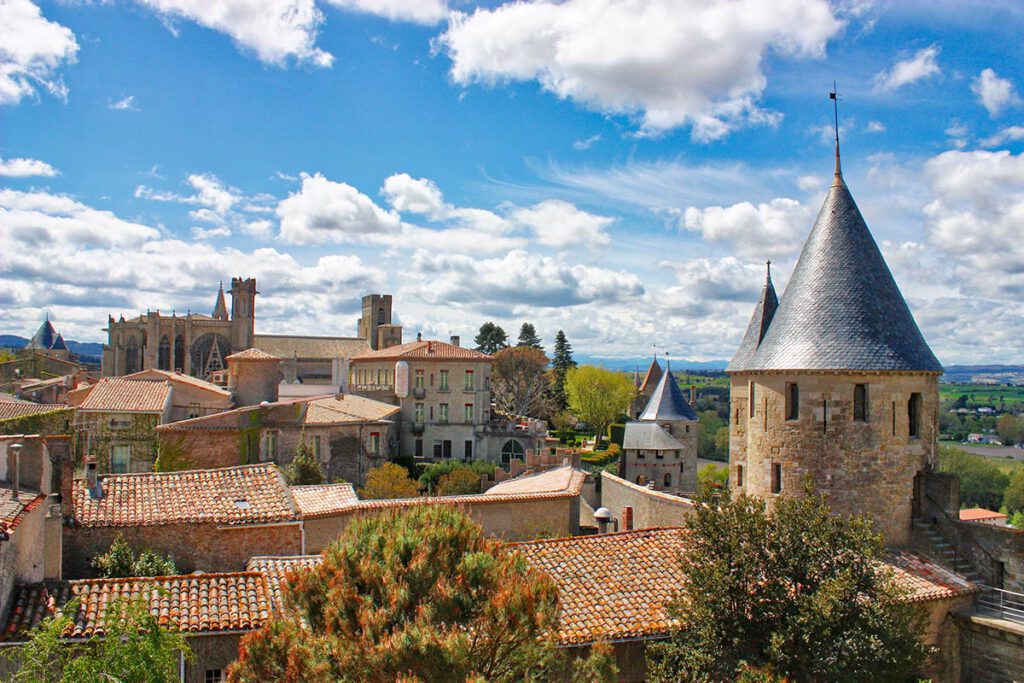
xmin=450 ymin=335 xmax=460 ymax=347
xmin=8 ymin=443 xmax=22 ymax=501
xmin=85 ymin=456 xmax=103 ymax=500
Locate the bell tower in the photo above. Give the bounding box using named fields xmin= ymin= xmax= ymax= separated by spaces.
xmin=229 ymin=277 xmax=257 ymax=352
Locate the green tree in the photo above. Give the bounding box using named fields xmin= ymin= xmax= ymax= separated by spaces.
xmin=564 ymin=366 xmax=636 ymax=448
xmin=437 ymin=468 xmax=482 ymax=495
xmin=939 ymin=445 xmax=1009 ymax=510
xmin=714 ymin=425 xmax=730 ymax=460
xmin=92 ymin=533 xmax=176 ymax=578
xmin=285 ymin=433 xmax=325 ymax=486
xmin=1003 ymin=470 xmax=1024 ymax=514
xmin=516 ymin=322 xmax=543 ymax=350
xmin=474 ymin=322 xmax=509 ymax=355
xmin=492 ymin=346 xmax=552 ymax=418
xmin=552 ymin=330 xmax=576 ymax=374
xmin=419 ymin=459 xmax=495 ymax=493
xmin=227 ymin=506 xmax=616 ymax=682
xmin=697 ymin=410 xmax=726 ymax=461
xmin=997 ymin=414 xmax=1024 ymax=446
xmin=4 ymin=594 xmax=191 ymax=682
xmin=647 ymin=487 xmax=928 ymax=682
xmin=696 ymin=463 xmax=728 ymax=499
xmin=358 ymin=462 xmax=420 ymax=499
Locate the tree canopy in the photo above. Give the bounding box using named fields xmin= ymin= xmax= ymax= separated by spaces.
xmin=492 ymin=346 xmax=552 ymax=418
xmin=564 ymin=365 xmax=635 ymax=446
xmin=552 ymin=330 xmax=576 ymax=374
xmin=227 ymin=506 xmax=616 ymax=682
xmin=436 ymin=468 xmax=483 ymax=495
xmin=647 ymin=487 xmax=929 ymax=682
xmin=285 ymin=433 xmax=324 ymax=486
xmin=939 ymin=445 xmax=1009 ymax=510
xmin=474 ymin=322 xmax=509 ymax=355
xmin=5 ymin=594 xmax=190 ymax=682
xmin=358 ymin=462 xmax=420 ymax=499
xmin=91 ymin=533 xmax=176 ymax=578
xmin=516 ymin=322 xmax=543 ymax=350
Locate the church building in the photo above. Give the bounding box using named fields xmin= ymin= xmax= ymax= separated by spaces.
xmin=101 ymin=279 xmax=402 ymax=387
xmin=727 ymin=142 xmax=942 ymax=547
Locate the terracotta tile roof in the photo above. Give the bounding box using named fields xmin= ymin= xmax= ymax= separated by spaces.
xmin=0 ymin=489 xmax=46 ymax=540
xmin=123 ymin=369 xmax=231 ymax=397
xmin=485 ymin=466 xmax=584 ymax=496
xmin=350 ymin=340 xmax=493 ymax=363
xmin=77 ymin=378 xmax=171 ymax=414
xmin=247 ymin=555 xmax=323 ymax=609
xmin=0 ymin=402 xmax=71 ymax=422
xmin=252 ymin=335 xmax=370 ymax=361
xmin=73 ymin=464 xmax=298 ymax=528
xmin=291 ymin=484 xmax=359 ymax=518
xmin=0 ymin=572 xmax=272 ymax=642
xmin=0 ymin=393 xmax=29 ymax=403
xmin=225 ymin=348 xmax=282 ymax=362
xmin=959 ymin=507 xmax=1008 ymax=522
xmin=886 ymin=550 xmax=979 ymax=602
xmin=303 ymin=395 xmax=400 ymax=425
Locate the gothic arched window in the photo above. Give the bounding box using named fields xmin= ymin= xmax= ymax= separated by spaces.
xmin=158 ymin=336 xmax=171 ymax=371
xmin=500 ymin=439 xmax=525 ymax=466
xmin=377 ymin=307 xmax=385 ymax=325
xmin=124 ymin=337 xmax=140 ymax=374
xmin=174 ymin=336 xmax=185 ymax=372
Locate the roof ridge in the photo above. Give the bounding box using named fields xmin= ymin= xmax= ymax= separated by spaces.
xmin=66 ymin=570 xmax=266 ymax=586
xmin=509 ymin=526 xmax=685 ymax=547
xmin=84 ymin=462 xmax=275 ymax=479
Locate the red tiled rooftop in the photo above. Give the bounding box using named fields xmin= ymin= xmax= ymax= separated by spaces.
xmin=959 ymin=507 xmax=1008 ymax=522
xmin=350 ymin=340 xmax=493 ymax=363
xmin=123 ymin=369 xmax=231 ymax=397
xmin=886 ymin=550 xmax=979 ymax=602
xmin=247 ymin=555 xmax=323 ymax=609
xmin=225 ymin=347 xmax=282 ymax=362
xmin=73 ymin=464 xmax=297 ymax=528
xmin=77 ymin=377 xmax=171 ymax=413
xmin=0 ymin=402 xmax=71 ymax=422
xmin=291 ymin=483 xmax=359 ymax=518
xmin=0 ymin=572 xmax=272 ymax=642
xmin=302 ymin=394 xmax=400 ymax=425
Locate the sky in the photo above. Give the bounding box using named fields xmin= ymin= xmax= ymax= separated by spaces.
xmin=2 ymin=0 xmax=1024 ymax=365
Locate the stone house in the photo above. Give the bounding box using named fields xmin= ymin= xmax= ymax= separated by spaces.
xmin=621 ymin=367 xmax=698 ymax=493
xmin=63 ymin=462 xmax=304 ymax=578
xmin=0 ymin=401 xmax=74 ymax=437
xmin=349 ymin=338 xmax=547 ymax=464
xmin=155 ymin=393 xmax=400 ymax=484
xmin=0 ymin=352 xmax=83 ymax=386
xmin=70 ymin=373 xmax=231 ymax=474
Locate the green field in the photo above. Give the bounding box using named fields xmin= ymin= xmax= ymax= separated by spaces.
xmin=940 ymin=383 xmax=1024 ymax=409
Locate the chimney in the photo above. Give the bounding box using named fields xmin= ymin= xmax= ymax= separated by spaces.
xmin=593 ymin=507 xmax=612 ymax=534
xmin=8 ymin=443 xmax=22 ymax=501
xmin=622 ymin=506 xmax=634 ymax=531
xmin=690 ymin=385 xmax=697 ymax=407
xmin=416 ymin=332 xmax=422 ymax=342
xmin=44 ymin=493 xmax=62 ymax=580
xmin=85 ymin=456 xmax=103 ymax=500
xmin=450 ymin=335 xmax=460 ymax=348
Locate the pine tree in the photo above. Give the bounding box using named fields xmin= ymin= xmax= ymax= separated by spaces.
xmin=516 ymin=322 xmax=543 ymax=350
xmin=552 ymin=330 xmax=576 ymax=373
xmin=474 ymin=322 xmax=509 ymax=354
xmin=285 ymin=433 xmax=324 ymax=486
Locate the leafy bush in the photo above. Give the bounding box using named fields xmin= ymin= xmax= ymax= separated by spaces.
xmin=285 ymin=435 xmax=324 ymax=486
xmin=92 ymin=534 xmax=177 ymax=578
xmin=436 ymin=468 xmax=483 ymax=496
xmin=697 ymin=463 xmax=729 ymax=499
xmin=1003 ymin=470 xmax=1024 ymax=514
xmin=607 ymin=423 xmax=625 ymax=447
xmin=359 ymin=462 xmax=420 ymax=500
xmin=418 ymin=460 xmax=495 ymax=493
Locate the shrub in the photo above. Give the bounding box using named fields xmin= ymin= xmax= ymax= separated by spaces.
xmin=92 ymin=534 xmax=177 ymax=578
xmin=436 ymin=468 xmax=482 ymax=496
xmin=418 ymin=460 xmax=495 ymax=492
xmin=359 ymin=463 xmax=419 ymax=499
xmin=285 ymin=435 xmax=324 ymax=486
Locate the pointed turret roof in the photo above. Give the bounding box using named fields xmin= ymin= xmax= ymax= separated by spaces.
xmin=727 ymin=262 xmax=779 ymax=372
xmin=212 ymin=282 xmax=229 ymax=321
xmin=639 ymin=358 xmax=663 ymax=394
xmin=50 ymin=332 xmax=69 ymax=352
xmin=639 ymin=365 xmax=697 ymax=422
xmin=743 ymin=149 xmax=941 ymax=373
xmin=29 ymin=318 xmax=57 ymax=350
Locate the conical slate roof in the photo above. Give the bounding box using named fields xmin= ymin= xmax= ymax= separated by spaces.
xmin=727 ymin=263 xmax=778 ymax=372
xmin=50 ymin=333 xmax=69 ymax=352
xmin=30 ymin=318 xmax=57 ymax=350
xmin=212 ymin=282 xmax=229 ymax=321
xmin=743 ymin=174 xmax=942 ymax=373
xmin=639 ymin=366 xmax=697 ymax=422
xmin=639 ymin=358 xmax=662 ymax=394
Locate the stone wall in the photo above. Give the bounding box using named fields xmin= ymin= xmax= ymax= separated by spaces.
xmin=729 ymin=372 xmax=939 ymax=546
xmin=0 ymin=408 xmax=74 ymax=437
xmin=956 ymin=611 xmax=1024 ymax=683
xmin=600 ymin=471 xmax=694 ymax=530
xmin=63 ymin=522 xmax=302 ymax=578
xmin=185 ymin=633 xmax=245 ymax=683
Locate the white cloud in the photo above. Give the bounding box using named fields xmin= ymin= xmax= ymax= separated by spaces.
xmin=0 ymin=0 xmax=79 ymax=105
xmin=872 ymin=45 xmax=940 ymax=93
xmin=109 ymin=95 xmax=139 ymax=111
xmin=682 ymin=197 xmax=811 ymax=259
xmin=0 ymin=189 xmax=160 ymax=247
xmin=439 ymin=0 xmax=840 ymax=138
xmin=277 ymin=172 xmax=401 ymax=244
xmin=981 ymin=126 xmax=1024 ymax=148
xmin=134 ymin=0 xmax=333 ymax=67
xmin=381 ymin=173 xmax=445 ymax=217
xmin=510 ymin=199 xmax=613 ymax=249
xmin=572 ymin=133 xmax=601 ymax=151
xmin=972 ymin=68 xmax=1020 ymax=117
xmin=866 ymin=120 xmax=886 ymax=133
xmin=0 ymin=156 xmax=58 ymax=177
xmin=327 ymin=0 xmax=448 ymax=24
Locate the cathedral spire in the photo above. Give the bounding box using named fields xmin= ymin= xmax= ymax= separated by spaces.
xmin=212 ymin=281 xmax=229 ymax=321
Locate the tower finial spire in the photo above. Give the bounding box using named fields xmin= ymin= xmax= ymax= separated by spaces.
xmin=766 ymin=259 xmax=772 ymax=283
xmin=830 ymin=82 xmax=844 ymax=187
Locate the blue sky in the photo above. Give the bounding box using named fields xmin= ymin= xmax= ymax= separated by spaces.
xmin=2 ymin=0 xmax=1024 ymax=364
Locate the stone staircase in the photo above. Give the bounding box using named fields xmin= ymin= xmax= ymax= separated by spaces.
xmin=911 ymin=518 xmax=984 ymax=584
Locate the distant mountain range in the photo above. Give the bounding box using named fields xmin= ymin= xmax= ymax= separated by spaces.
xmin=575 ymin=355 xmax=729 ymax=372
xmin=0 ymin=334 xmax=104 ymax=362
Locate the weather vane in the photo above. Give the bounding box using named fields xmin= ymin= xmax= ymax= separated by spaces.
xmin=829 ymin=81 xmax=841 ymax=144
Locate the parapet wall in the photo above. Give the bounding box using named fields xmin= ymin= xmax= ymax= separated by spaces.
xmin=600 ymin=471 xmax=694 ymax=530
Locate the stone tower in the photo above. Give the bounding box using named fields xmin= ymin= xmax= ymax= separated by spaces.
xmin=358 ymin=294 xmax=402 ymax=350
xmin=229 ymin=277 xmax=257 ymax=352
xmin=638 ymin=365 xmax=699 ymax=492
xmin=727 ymin=143 xmax=942 ymax=547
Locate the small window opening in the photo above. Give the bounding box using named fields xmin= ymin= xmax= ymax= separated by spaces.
xmin=771 ymin=463 xmax=782 ymax=494
xmin=909 ymin=393 xmax=922 ymax=438
xmin=854 ymin=384 xmax=868 ymax=422
xmin=785 ymin=383 xmax=799 ymax=421
xmin=736 ymin=465 xmax=744 ymax=487
xmin=749 ymin=382 xmax=756 ymax=417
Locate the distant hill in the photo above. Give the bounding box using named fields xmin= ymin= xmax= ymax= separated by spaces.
xmin=575 ymin=354 xmax=728 ymax=372
xmin=0 ymin=334 xmax=104 ymax=362
xmin=942 ymin=365 xmax=1024 ymax=384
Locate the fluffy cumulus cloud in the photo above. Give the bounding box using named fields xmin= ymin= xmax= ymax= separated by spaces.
xmin=509 ymin=200 xmax=613 ymax=249
xmin=0 ymin=0 xmax=79 ymax=105
xmin=136 ymin=173 xmax=274 ymax=239
xmin=981 ymin=126 xmax=1024 ymax=148
xmin=872 ymin=45 xmax=940 ymax=93
xmin=0 ymin=156 xmax=58 ymax=177
xmin=327 ymin=0 xmax=448 ymax=24
xmin=439 ymin=0 xmax=840 ymax=138
xmin=0 ymin=189 xmax=160 ymax=247
xmin=682 ymin=197 xmax=811 ymax=259
xmin=278 ymin=172 xmax=401 ymax=244
xmin=134 ymin=0 xmax=333 ymax=67
xmin=381 ymin=173 xmax=446 ymax=217
xmin=972 ymin=68 xmax=1020 ymax=118
xmin=922 ymin=149 xmax=1024 ymax=298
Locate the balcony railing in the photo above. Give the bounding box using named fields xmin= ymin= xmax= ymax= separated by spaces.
xmin=976 ymin=585 xmax=1024 ymax=624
